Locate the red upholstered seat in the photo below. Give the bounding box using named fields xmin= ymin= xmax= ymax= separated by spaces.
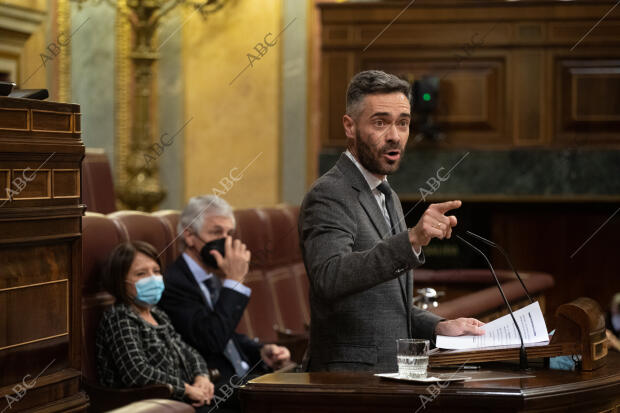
xmin=152 ymin=210 xmax=181 ymax=259
xmin=108 ymin=211 xmax=178 ymax=270
xmin=82 ymin=149 xmax=117 ymax=214
xmin=238 ymin=269 xmax=279 ymax=343
xmin=82 ymin=213 xmax=173 ymax=412
xmin=234 ymin=208 xmax=273 ymax=270
xmin=261 ymin=207 xmax=309 ymax=333
xmin=82 ymin=212 xmax=127 ymax=381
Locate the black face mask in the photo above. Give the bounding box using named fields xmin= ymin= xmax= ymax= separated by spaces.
xmin=198 ymin=237 xmax=226 ymax=269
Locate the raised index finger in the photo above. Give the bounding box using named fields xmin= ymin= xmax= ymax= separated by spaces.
xmin=224 ymin=235 xmax=233 ymax=254
xmin=432 ymin=200 xmax=462 ymax=215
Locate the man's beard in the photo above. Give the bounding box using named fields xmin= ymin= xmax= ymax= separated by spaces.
xmin=355 ymin=129 xmax=403 ymax=176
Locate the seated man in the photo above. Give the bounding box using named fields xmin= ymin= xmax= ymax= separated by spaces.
xmin=159 ymin=195 xmax=290 ymax=404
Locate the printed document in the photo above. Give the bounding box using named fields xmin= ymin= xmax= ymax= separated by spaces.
xmin=436 ymin=301 xmax=549 ymax=350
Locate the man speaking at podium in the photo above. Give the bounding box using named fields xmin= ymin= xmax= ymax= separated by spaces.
xmin=299 ymin=70 xmax=484 ymax=373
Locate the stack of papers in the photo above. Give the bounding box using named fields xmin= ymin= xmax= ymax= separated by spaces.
xmin=436 ymin=301 xmax=549 ymax=350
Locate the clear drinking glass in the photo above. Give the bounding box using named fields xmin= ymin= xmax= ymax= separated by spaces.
xmin=396 ymin=339 xmax=429 ymax=379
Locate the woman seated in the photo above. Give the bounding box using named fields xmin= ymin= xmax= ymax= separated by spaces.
xmin=96 ymin=240 xmax=214 ymax=409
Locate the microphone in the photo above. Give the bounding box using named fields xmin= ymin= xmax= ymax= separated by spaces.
xmin=464 ymin=230 xmax=533 ymax=303
xmin=455 ymin=233 xmax=529 ymax=370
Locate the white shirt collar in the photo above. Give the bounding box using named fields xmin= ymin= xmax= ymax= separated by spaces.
xmin=344 ymin=149 xmax=387 ymax=191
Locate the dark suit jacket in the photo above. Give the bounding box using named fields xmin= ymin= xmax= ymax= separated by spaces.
xmin=299 ymin=153 xmax=443 ymax=373
xmin=159 ymin=256 xmax=263 ymax=387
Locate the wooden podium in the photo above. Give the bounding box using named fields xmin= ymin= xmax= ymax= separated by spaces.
xmin=430 ymin=297 xmax=609 ymax=371
xmin=239 ymin=297 xmax=618 ymax=412
xmin=0 ymin=97 xmax=88 ymax=411
xmin=240 ymin=353 xmax=620 ymax=412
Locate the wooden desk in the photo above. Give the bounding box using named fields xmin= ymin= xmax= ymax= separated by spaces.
xmin=240 ymin=352 xmax=620 ymax=412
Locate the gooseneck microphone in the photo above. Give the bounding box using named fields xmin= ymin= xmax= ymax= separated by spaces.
xmin=464 ymin=230 xmax=533 ymax=303
xmin=455 ymin=233 xmax=529 ymax=370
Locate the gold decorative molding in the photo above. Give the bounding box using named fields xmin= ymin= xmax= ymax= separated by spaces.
xmin=57 ymin=0 xmax=71 ymax=102
xmin=115 ymin=0 xmax=131 ymax=188
xmin=72 ymin=0 xmax=229 ymax=210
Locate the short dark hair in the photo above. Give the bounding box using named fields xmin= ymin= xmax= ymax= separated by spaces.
xmin=346 ymin=70 xmax=410 ymax=118
xmin=102 ymin=241 xmax=161 ymax=306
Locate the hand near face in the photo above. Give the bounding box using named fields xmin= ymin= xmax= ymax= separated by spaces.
xmin=435 ymin=318 xmax=485 ymax=336
xmin=210 ymin=236 xmax=251 ymax=283
xmin=409 ymin=200 xmax=461 ymax=250
xmin=260 ymin=344 xmax=291 ymax=369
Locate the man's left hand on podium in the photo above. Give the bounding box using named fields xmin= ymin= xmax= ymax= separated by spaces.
xmin=435 ymin=318 xmax=485 ymax=336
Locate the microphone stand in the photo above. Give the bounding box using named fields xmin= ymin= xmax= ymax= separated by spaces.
xmin=464 ymin=230 xmax=533 ymax=303
xmin=455 ymin=234 xmax=529 ymax=370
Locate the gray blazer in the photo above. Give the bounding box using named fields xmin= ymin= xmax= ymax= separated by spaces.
xmin=299 ymin=153 xmax=443 ymax=373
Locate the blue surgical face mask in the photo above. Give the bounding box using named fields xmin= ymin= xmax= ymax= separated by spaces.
xmin=131 ymin=275 xmax=165 ymax=306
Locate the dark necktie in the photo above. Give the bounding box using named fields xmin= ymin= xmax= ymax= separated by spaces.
xmin=203 ymin=276 xmax=221 ymax=306
xmin=202 ymin=275 xmax=248 ymax=376
xmin=378 ymin=181 xmax=412 ymax=338
xmin=377 ymin=181 xmax=398 ymax=234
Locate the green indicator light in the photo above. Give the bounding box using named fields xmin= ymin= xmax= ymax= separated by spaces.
xmin=423 ymin=93 xmax=431 ymax=102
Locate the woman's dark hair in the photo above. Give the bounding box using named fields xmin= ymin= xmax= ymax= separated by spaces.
xmin=102 ymin=241 xmax=161 ymax=305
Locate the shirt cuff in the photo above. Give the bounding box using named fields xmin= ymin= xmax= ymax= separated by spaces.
xmin=222 ymin=279 xmax=251 ymax=297
xmin=412 ymin=245 xmax=422 ymax=258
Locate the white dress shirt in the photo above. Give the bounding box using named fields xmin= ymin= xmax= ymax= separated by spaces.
xmin=345 ymin=150 xmax=421 ymax=256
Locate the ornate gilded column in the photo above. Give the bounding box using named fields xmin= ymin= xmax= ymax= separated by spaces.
xmin=71 ymin=0 xmax=229 ymax=211
xmin=117 ymin=1 xmax=166 ymax=211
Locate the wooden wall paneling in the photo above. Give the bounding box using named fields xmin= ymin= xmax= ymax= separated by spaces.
xmin=318 ymin=1 xmax=620 ymax=150
xmin=70 ymin=236 xmax=82 ymax=373
xmin=10 ymin=169 xmax=51 ymax=200
xmin=543 ymin=47 xmax=554 ymax=146
xmin=516 ymin=22 xmax=545 ymax=44
xmin=438 ymin=58 xmax=505 ymax=145
xmin=31 ymin=110 xmax=74 ymax=134
xmin=548 ymin=18 xmax=620 ymax=47
xmin=321 ymin=52 xmax=356 ymax=147
xmin=0 ymin=242 xmax=71 ymax=289
xmin=554 ymin=56 xmax=620 ymax=144
xmin=362 ymin=52 xmax=508 ymax=146
xmin=0 ymin=108 xmax=29 ymax=131
xmin=513 ymin=50 xmax=546 ymax=145
xmin=488 ymin=202 xmax=620 ymax=330
xmin=0 ymin=280 xmax=69 ymax=350
xmin=52 ymin=169 xmax=81 ymax=199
